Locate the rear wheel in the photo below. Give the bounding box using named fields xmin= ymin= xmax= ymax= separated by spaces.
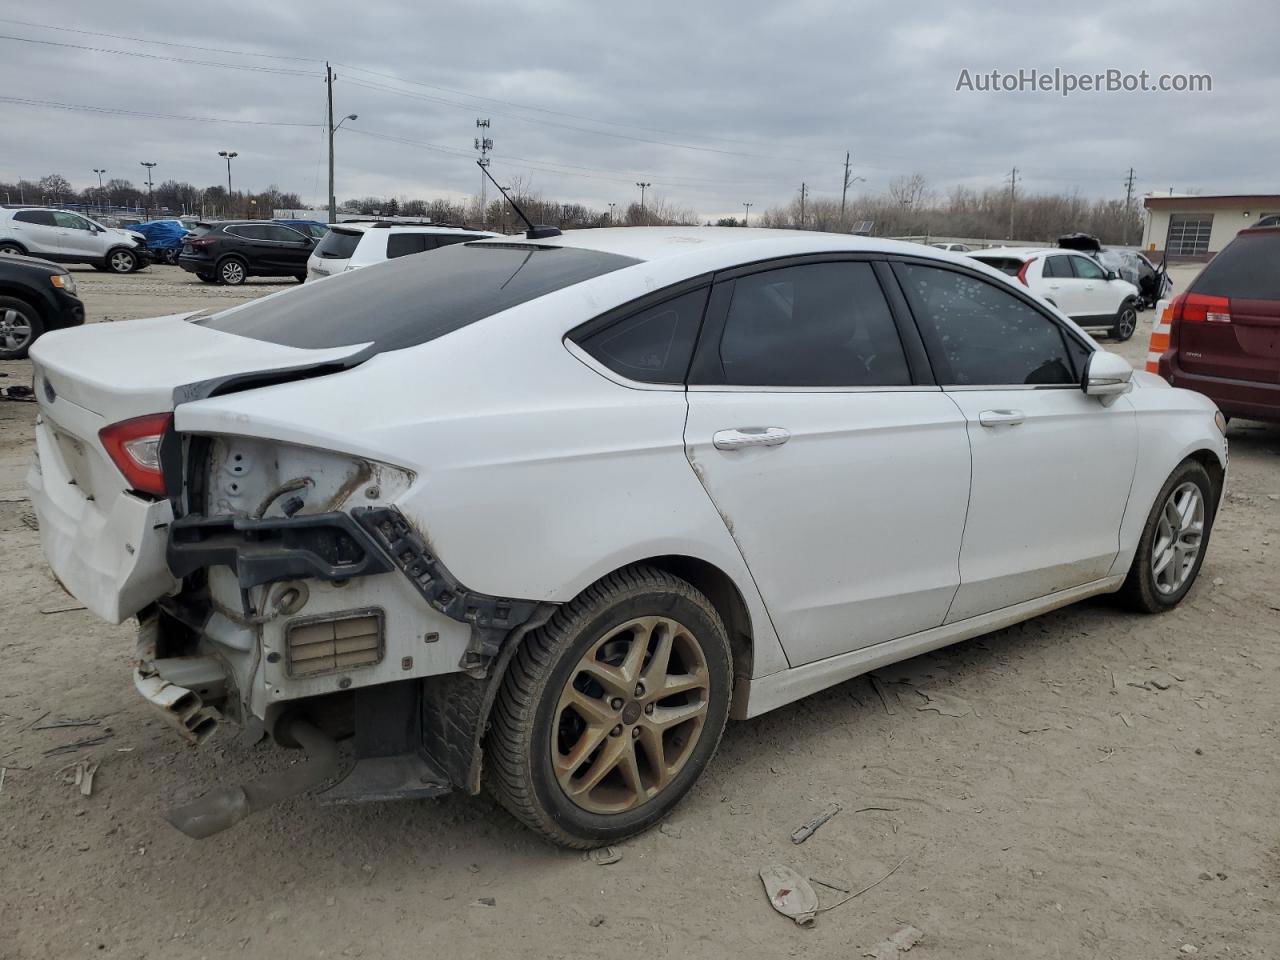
xmin=485 ymin=565 xmax=732 ymax=848
xmin=1119 ymin=460 xmax=1216 ymax=612
xmin=0 ymin=296 xmax=43 ymax=360
xmin=106 ymin=248 xmax=138 ymax=274
xmin=217 ymin=257 xmax=247 ymax=285
xmin=196 ymin=271 xmax=217 ymax=283
xmin=1111 ymin=301 xmax=1138 ymax=342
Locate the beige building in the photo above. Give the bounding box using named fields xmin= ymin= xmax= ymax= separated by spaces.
xmin=1142 ymin=193 xmax=1280 ymax=261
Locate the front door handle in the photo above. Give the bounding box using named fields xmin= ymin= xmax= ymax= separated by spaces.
xmin=978 ymin=409 xmax=1025 ymax=427
xmin=712 ymin=427 xmax=791 ymax=450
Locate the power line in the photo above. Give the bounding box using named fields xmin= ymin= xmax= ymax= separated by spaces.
xmin=0 ymin=17 xmax=324 ymax=62
xmin=0 ymin=33 xmax=317 ymax=76
xmin=0 ymin=95 xmax=322 ymax=127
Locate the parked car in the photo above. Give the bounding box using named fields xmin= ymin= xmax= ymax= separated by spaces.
xmin=1057 ymin=233 xmax=1171 ymax=309
xmin=129 ymin=219 xmax=190 ymax=266
xmin=274 ymin=219 xmax=330 ymax=240
xmin=969 ymin=246 xmax=1142 ymax=340
xmin=177 ymin=220 xmax=318 ymax=285
xmin=931 ymin=242 xmax=972 ymax=252
xmin=0 ymin=208 xmax=151 ymax=273
xmin=27 ymin=228 xmax=1226 ymax=848
xmin=306 ymin=221 xmax=498 ymax=280
xmin=1148 ymin=223 xmax=1280 ymax=423
xmin=0 ymin=253 xmax=84 ymax=360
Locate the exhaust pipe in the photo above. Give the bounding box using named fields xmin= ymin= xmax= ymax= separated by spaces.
xmin=165 ymin=718 xmax=340 ymax=839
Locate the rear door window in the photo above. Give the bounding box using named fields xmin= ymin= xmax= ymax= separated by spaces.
xmin=386 ymin=233 xmax=431 ymax=258
xmin=315 ymin=229 xmax=362 ymax=259
xmin=1042 ymin=256 xmax=1073 ymax=279
xmin=1190 ymin=232 xmax=1280 ymax=300
xmin=227 ymin=224 xmax=268 ymax=241
xmin=197 ymin=243 xmax=640 ymax=352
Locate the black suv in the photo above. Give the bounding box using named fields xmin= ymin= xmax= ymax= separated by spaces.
xmin=177 ymin=220 xmax=317 ymax=285
xmin=0 ymin=254 xmax=86 ymax=360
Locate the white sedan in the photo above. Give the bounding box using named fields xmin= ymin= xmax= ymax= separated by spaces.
xmin=27 ymin=227 xmax=1226 ymax=848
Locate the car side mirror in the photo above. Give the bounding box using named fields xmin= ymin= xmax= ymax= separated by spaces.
xmin=1083 ymin=350 xmax=1133 ymax=405
xmin=1105 ymin=269 xmax=1119 ymax=281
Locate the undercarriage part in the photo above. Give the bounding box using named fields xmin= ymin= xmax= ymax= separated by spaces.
xmin=165 ymin=716 xmax=340 ymax=839
xmin=167 ymin=511 xmax=393 ymax=591
xmin=352 ymin=506 xmax=542 ymax=670
xmin=318 ymin=681 xmax=451 ymax=804
xmin=134 ymin=671 xmax=221 ymax=746
xmin=134 ymin=614 xmax=224 ymax=745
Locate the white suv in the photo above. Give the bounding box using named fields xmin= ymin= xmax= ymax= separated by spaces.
xmin=306 ymin=222 xmax=499 ymax=280
xmin=969 ymin=247 xmax=1141 ymax=341
xmin=0 ymin=207 xmax=150 ymax=273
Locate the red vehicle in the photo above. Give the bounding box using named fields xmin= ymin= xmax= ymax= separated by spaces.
xmin=1148 ymin=225 xmax=1280 ymax=423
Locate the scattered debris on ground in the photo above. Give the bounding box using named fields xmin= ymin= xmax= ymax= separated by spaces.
xmin=589 ymin=846 xmax=622 ymax=865
xmin=760 ymin=864 xmax=819 ymax=925
xmin=869 ymin=924 xmax=924 ymax=959
xmin=792 ymin=802 xmax=841 ymax=843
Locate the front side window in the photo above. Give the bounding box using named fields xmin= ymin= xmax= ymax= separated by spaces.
xmin=53 ymin=212 xmax=92 ymax=230
xmin=895 ymin=262 xmax=1078 ymax=386
xmin=1071 ymin=256 xmax=1106 ymax=280
xmin=713 ymin=262 xmax=910 ymax=387
xmin=577 ymin=288 xmax=707 ymax=384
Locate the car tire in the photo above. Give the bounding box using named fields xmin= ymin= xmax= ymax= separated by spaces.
xmin=0 ymin=242 xmax=28 ymax=257
xmin=196 ymin=272 xmax=218 ymax=284
xmin=294 ymin=274 xmax=307 ymax=284
xmin=0 ymin=296 xmax=44 ymax=361
xmin=1118 ymin=460 xmax=1216 ymax=613
xmin=485 ymin=565 xmax=732 ymax=849
xmin=106 ymin=248 xmax=138 ymax=274
xmin=1111 ymin=300 xmax=1139 ymax=342
xmin=217 ymin=257 xmax=247 ymax=285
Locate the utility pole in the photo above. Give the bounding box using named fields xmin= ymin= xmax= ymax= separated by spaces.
xmin=635 ymin=182 xmax=651 ymax=223
xmin=1006 ymin=166 xmax=1021 ymax=240
xmin=140 ymin=161 xmax=157 ymax=218
xmin=475 ymin=119 xmax=492 ymax=225
xmin=1123 ymin=167 xmax=1136 ymax=245
xmin=327 ymin=63 xmax=337 ymax=223
xmin=743 ymin=201 xmax=752 ymax=226
xmin=799 ymin=182 xmax=807 ymax=228
xmin=841 ymin=152 xmax=851 ymax=217
xmin=93 ymin=168 xmax=106 ymax=212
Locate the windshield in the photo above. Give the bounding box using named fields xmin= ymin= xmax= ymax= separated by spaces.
xmin=196 ymin=242 xmax=640 ymax=351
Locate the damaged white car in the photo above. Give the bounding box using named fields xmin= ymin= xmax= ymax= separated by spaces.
xmin=28 ymin=226 xmax=1227 ymax=848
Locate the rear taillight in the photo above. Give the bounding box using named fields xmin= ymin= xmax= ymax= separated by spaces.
xmin=1173 ymin=292 xmax=1232 ymax=325
xmin=1016 ymin=257 xmax=1037 ymax=286
xmin=186 ymin=236 xmax=216 ymax=248
xmin=99 ymin=413 xmax=172 ymax=496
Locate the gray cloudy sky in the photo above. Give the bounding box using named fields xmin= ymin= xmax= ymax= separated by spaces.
xmin=1 ymin=0 xmax=1276 ymax=219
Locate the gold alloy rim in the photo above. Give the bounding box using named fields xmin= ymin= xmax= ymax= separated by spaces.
xmin=552 ymin=616 xmax=710 ymax=814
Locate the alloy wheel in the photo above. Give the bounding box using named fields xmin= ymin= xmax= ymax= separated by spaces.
xmin=1117 ymin=307 xmax=1137 ymax=339
xmin=220 ymin=260 xmax=245 ymax=284
xmin=553 ymin=615 xmax=709 ymax=814
xmin=0 ymin=243 xmax=23 ymax=256
xmin=109 ymin=251 xmax=135 ymax=273
xmin=1151 ymin=481 xmax=1204 ymax=595
xmin=0 ymin=307 xmax=33 ymax=351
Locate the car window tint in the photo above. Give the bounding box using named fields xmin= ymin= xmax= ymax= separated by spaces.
xmin=264 ymin=225 xmax=305 ymax=242
xmin=197 ymin=243 xmax=641 ymax=352
xmin=896 ymin=263 xmax=1076 ymax=386
xmin=227 ymin=224 xmax=266 ymax=240
xmin=1190 ymin=232 xmax=1280 ymax=300
xmin=53 ymin=212 xmax=90 ymax=230
xmin=315 ymin=229 xmax=362 ymax=259
xmin=386 ymin=233 xmax=431 ymax=258
xmin=577 ymin=288 xmax=707 ymax=384
xmin=971 ymin=256 xmax=1021 ymax=277
xmin=1071 ymin=256 xmax=1106 ymax=280
xmin=715 ymin=262 xmax=910 ymax=387
xmin=434 ymin=234 xmax=477 ymax=248
xmin=14 ymin=210 xmax=57 ymax=226
xmin=1043 ymin=256 xmax=1072 ymax=279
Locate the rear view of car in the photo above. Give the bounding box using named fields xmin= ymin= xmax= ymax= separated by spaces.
xmin=1150 ymin=225 xmax=1280 ymax=422
xmin=306 ymin=223 xmax=499 ymax=280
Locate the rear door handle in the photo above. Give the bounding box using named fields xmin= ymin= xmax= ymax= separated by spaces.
xmin=712 ymin=427 xmax=791 ymax=450
xmin=978 ymin=409 xmax=1025 ymax=427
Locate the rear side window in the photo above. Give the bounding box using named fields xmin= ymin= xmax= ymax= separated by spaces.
xmin=315 ymin=229 xmax=362 ymax=259
xmin=1043 ymin=256 xmax=1072 ymax=279
xmin=971 ymin=256 xmax=1022 ymax=277
xmin=386 ymin=233 xmax=431 ymax=258
xmin=197 ymin=243 xmax=641 ymax=352
xmin=13 ymin=210 xmax=57 ymax=226
xmin=895 ymin=262 xmax=1078 ymax=386
xmin=1191 ymin=232 xmax=1280 ymax=300
xmin=577 ymin=288 xmax=707 ymax=384
xmin=713 ymin=261 xmax=910 ymax=387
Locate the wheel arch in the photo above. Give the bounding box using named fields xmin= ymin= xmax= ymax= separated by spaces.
xmin=0 ymin=240 xmax=30 ymax=255
xmin=1186 ymin=447 xmax=1225 ymax=511
xmin=0 ymin=286 xmax=46 ymax=321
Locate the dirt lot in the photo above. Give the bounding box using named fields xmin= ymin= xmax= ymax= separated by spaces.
xmin=2 ymin=265 xmax=1277 ymax=960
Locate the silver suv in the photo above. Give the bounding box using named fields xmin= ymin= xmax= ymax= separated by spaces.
xmin=0 ymin=207 xmax=150 ymax=273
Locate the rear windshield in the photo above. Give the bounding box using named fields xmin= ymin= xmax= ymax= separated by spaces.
xmin=196 ymin=242 xmax=640 ymax=351
xmin=971 ymin=256 xmax=1023 ymax=277
xmin=1190 ymin=231 xmax=1280 ymax=300
xmin=315 ymin=228 xmax=363 ymax=260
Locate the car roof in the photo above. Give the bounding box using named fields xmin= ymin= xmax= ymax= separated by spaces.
xmin=970 ymin=246 xmax=1084 ymax=260
xmin=332 ymin=223 xmax=501 ymax=236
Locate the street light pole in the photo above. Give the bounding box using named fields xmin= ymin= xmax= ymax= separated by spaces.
xmin=608 ymin=202 xmax=616 ymax=224
xmin=218 ymin=151 xmax=238 ymax=217
xmin=635 ymin=182 xmax=651 ymax=224
xmin=93 ymin=168 xmax=107 ymax=213
xmin=140 ymin=161 xmax=157 ymax=218
xmin=743 ymin=202 xmax=752 ymax=226
xmin=328 ymin=110 xmax=358 ymax=224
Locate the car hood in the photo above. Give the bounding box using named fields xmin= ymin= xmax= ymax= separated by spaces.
xmin=30 ymin=311 xmax=371 ymax=422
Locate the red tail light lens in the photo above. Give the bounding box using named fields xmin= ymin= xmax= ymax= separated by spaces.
xmin=1173 ymin=292 xmax=1232 ymax=324
xmin=99 ymin=413 xmax=173 ymax=496
xmin=1016 ymin=257 xmax=1037 ymax=286
xmin=186 ymin=236 xmax=216 ymax=248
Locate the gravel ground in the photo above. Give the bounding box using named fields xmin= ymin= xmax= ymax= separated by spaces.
xmin=1 ymin=264 xmax=1277 ymax=960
